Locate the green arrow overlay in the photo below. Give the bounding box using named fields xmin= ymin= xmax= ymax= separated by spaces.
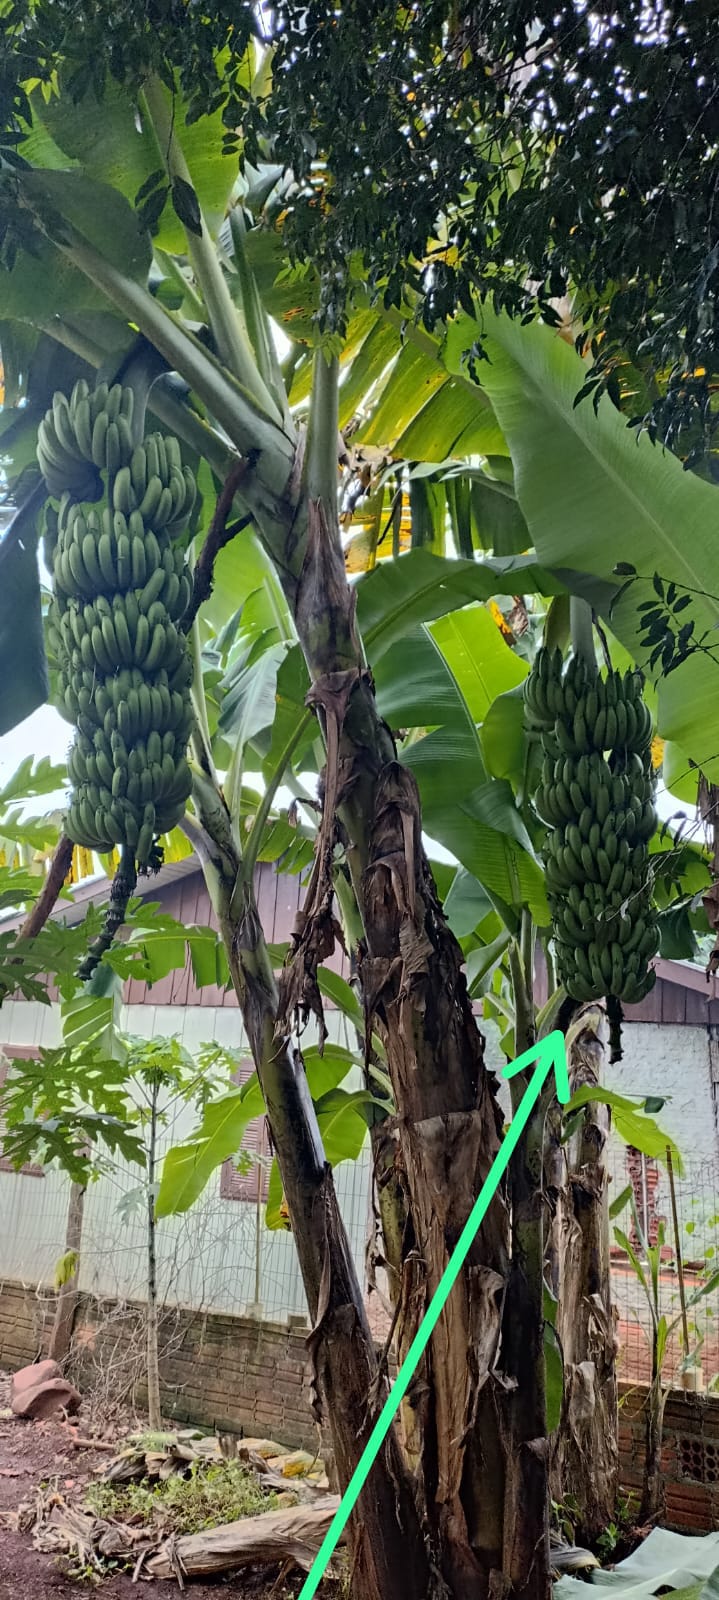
xmin=298 ymin=1029 xmax=570 ymax=1600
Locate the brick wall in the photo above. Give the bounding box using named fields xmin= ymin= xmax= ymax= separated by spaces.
xmin=3 ymin=1279 xmax=719 ymax=1530
xmin=0 ymin=1280 xmax=47 ymax=1369
xmin=619 ymin=1382 xmax=719 ymax=1531
xmin=0 ymin=1278 xmax=319 ymax=1451
xmin=150 ymin=1307 xmax=318 ymax=1450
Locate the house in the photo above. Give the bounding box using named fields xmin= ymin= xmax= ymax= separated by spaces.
xmin=0 ymin=857 xmax=718 ymax=1405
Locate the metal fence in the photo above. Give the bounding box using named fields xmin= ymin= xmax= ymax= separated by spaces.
xmin=608 ymin=1144 xmax=719 ymax=1390
xmin=3 ymin=994 xmax=719 ymax=1396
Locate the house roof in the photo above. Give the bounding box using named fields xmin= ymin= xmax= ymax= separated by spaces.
xmin=655 ymin=958 xmax=717 ymax=997
xmin=0 ymin=854 xmax=200 ymax=934
xmin=4 ymin=856 xmax=718 ymax=1023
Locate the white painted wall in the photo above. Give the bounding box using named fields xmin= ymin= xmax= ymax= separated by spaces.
xmin=608 ymin=1022 xmax=717 ymax=1164
xmin=600 ymin=1027 xmax=719 ymax=1380
xmin=606 ymin=1023 xmax=719 ymax=1259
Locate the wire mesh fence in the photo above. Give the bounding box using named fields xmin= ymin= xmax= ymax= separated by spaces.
xmin=608 ymin=1141 xmax=719 ymax=1389
xmin=4 ymin=1058 xmax=719 ymax=1401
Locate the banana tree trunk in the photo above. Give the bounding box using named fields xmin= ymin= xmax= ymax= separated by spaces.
xmin=343 ymin=924 xmax=422 ymax=1471
xmin=188 ymin=795 xmax=429 ymax=1600
xmin=502 ymin=1092 xmax=551 ymax=1599
xmin=353 ymin=787 xmax=520 ymax=1599
xmin=270 ymin=355 xmax=547 ymax=1600
xmin=639 ymin=1369 xmax=666 ymax=1526
xmin=548 ymin=1006 xmax=618 ymax=1541
xmin=502 ymin=941 xmax=551 ymax=1600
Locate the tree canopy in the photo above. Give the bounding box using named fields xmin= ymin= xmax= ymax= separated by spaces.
xmin=2 ymin=1 xmax=718 ymax=457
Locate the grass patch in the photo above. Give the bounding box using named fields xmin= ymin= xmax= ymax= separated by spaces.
xmin=85 ymin=1458 xmax=280 ymax=1537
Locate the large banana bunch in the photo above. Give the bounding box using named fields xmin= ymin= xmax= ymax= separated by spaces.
xmin=525 ymin=647 xmax=659 ymax=1006
xmin=40 ymin=379 xmax=196 ymax=870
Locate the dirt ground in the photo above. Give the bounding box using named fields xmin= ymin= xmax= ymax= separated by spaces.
xmin=0 ymin=1374 xmax=301 ymax=1600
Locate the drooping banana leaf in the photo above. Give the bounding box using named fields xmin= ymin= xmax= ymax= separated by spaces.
xmin=387 ymin=621 xmax=548 ymax=923
xmin=0 ymin=487 xmax=48 ymax=735
xmin=355 ymin=548 xmax=563 ymax=659
xmin=555 ymin=1527 xmax=719 ymax=1600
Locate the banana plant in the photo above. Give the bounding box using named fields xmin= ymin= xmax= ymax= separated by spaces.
xmin=0 ymin=69 xmax=434 ymax=1597
xmin=0 ymin=79 xmax=530 ymax=1594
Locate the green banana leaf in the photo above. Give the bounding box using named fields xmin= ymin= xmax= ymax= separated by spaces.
xmin=1 ymin=169 xmax=152 ymax=322
xmin=357 ymin=565 xmax=548 ymax=920
xmin=430 ymin=604 xmax=528 ymax=721
xmin=336 ymin=318 xmax=400 ymax=425
xmin=157 ymin=1042 xmax=360 ymax=1217
xmin=466 ymin=310 xmax=719 ymax=781
xmin=156 ymin=1083 xmax=263 ymax=1217
xmin=395 ymin=631 xmax=549 ymax=921
xmin=355 ymin=548 xmax=562 ymax=660
xmin=565 ymin=1085 xmax=682 ymax=1171
xmin=481 ymin=683 xmax=528 ymax=787
xmin=373 ymin=626 xmax=472 ymax=730
xmin=396 ymin=374 xmax=507 ymax=461
xmin=265 ymin=1083 xmax=376 ymax=1231
xmin=34 ymin=72 xmax=240 ymax=251
xmin=662 ymin=741 xmax=700 ymax=805
xmin=442 ymin=867 xmax=493 ymax=937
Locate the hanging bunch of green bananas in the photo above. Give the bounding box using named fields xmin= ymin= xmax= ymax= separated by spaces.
xmin=525 ymin=647 xmax=659 ymax=1005
xmin=39 ymin=379 xmax=196 ymax=871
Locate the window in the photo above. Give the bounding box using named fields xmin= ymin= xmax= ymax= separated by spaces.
xmin=220 ymin=1059 xmax=270 ymax=1204
xmin=0 ymin=1047 xmax=45 ymax=1177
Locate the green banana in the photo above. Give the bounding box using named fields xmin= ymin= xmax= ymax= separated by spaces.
xmin=526 ymin=649 xmax=658 ymax=1013
xmin=131 ymin=536 xmax=147 ymax=588
xmin=40 ymin=382 xmax=197 ymax=881
xmin=91 ymin=411 xmax=109 ymax=468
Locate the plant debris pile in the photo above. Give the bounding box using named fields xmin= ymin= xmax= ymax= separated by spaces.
xmin=6 ymin=1427 xmax=341 ymax=1586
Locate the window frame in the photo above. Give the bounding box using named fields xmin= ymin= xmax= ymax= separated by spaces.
xmin=219 ymin=1058 xmax=270 ymax=1204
